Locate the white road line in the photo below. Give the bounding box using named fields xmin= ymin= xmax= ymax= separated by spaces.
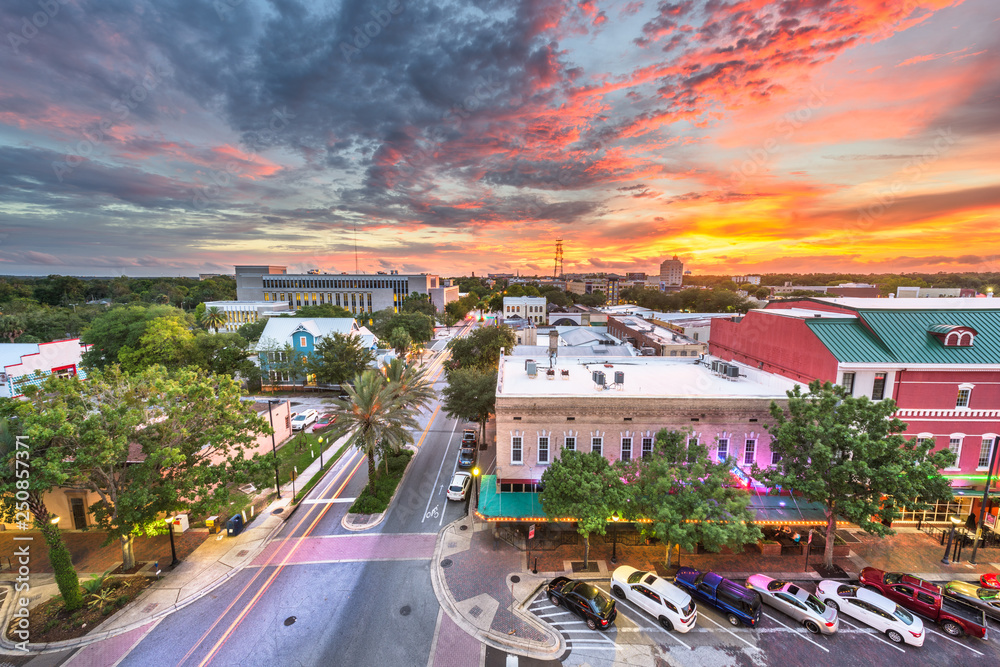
xmin=837 ymin=618 xmax=906 ymax=653
xmin=536 ymin=612 xmax=576 ymax=620
xmin=591 ymin=585 xmax=693 ymax=650
xmin=924 ymin=627 xmax=985 ymax=656
xmin=761 ymin=613 xmax=830 ymax=653
xmin=421 ymin=419 xmax=458 ymax=523
xmin=699 ymin=614 xmax=760 ymax=650
xmin=301 ymin=497 xmax=356 ymax=504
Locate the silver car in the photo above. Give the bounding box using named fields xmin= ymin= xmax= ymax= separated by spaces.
xmin=746 ymin=574 xmax=838 ymax=634
xmin=944 ymin=580 xmax=1000 ymax=621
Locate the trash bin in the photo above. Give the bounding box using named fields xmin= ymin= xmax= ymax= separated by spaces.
xmin=226 ymin=514 xmax=244 ymax=537
xmin=206 ymin=516 xmax=221 ymax=534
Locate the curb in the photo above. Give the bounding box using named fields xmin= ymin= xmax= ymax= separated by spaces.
xmin=429 ymin=517 xmax=565 ymax=660
xmin=338 ymin=444 xmax=418 ymax=533
xmin=0 ymin=511 xmax=289 ymax=655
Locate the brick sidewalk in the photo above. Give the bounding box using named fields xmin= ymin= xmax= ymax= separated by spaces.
xmin=0 ymin=530 xmax=210 ymax=574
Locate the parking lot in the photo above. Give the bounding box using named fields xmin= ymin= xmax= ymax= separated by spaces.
xmin=525 ymin=576 xmax=999 ymax=667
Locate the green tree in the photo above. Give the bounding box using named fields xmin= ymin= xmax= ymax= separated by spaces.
xmin=441 ymin=368 xmax=497 ymax=443
xmin=15 ymin=366 xmax=272 ymax=570
xmin=540 ymin=451 xmax=623 ymax=567
xmin=291 ymin=303 xmax=354 ymax=318
xmin=754 ymin=381 xmax=955 ymax=567
xmin=200 ymin=306 xmax=226 ymax=333
xmin=618 ymin=429 xmax=760 ymax=567
xmin=81 ymin=304 xmax=185 ymax=369
xmin=387 ymin=326 xmax=413 ymax=356
xmin=0 ymin=415 xmax=84 ymax=611
xmin=486 ymin=292 xmax=504 ymax=313
xmin=371 ymin=311 xmax=434 ymax=346
xmin=324 ymin=369 xmax=421 ymax=482
xmin=236 ymin=319 xmax=268 ymax=343
xmin=187 ymin=331 xmax=256 ymax=380
xmin=576 ymin=290 xmax=606 ymax=307
xmin=401 ymin=292 xmax=436 ymax=317
xmin=117 ymin=315 xmax=195 ymax=372
xmin=447 ymin=325 xmax=516 ymax=373
xmin=306 ymin=332 xmax=375 ymax=386
xmin=0 ymin=315 xmax=26 ymax=343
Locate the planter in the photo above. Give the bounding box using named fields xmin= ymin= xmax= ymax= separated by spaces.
xmin=758 ymin=540 xmax=781 ymax=556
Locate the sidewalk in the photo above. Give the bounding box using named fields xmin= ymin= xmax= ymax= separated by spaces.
xmin=0 ymin=432 xmax=352 ymax=655
xmin=430 ymin=519 xmax=1000 ymax=660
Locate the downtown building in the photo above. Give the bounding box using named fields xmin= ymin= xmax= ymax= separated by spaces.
xmin=710 ymin=296 xmax=1000 ymax=527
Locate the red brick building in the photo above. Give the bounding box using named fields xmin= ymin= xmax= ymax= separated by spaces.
xmin=710 ymin=297 xmax=1000 ymax=524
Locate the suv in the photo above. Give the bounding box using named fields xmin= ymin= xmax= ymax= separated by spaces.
xmin=611 ymin=566 xmax=696 ymax=632
xmin=458 ymin=447 xmax=477 ymax=469
xmin=461 ymin=429 xmax=478 ymax=447
xmin=291 ymin=409 xmax=318 ymax=431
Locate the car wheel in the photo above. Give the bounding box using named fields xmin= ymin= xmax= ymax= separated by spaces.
xmin=941 ymin=621 xmax=964 ymax=637
xmin=804 ymin=620 xmax=820 ymax=634
xmin=549 ymin=594 xmax=560 ymax=607
xmin=586 ymin=617 xmax=598 ymax=631
xmin=727 ymin=613 xmax=740 ymax=627
xmin=659 ymin=616 xmax=674 ymax=631
xmin=824 ymin=599 xmax=839 ymax=612
xmin=886 ymin=629 xmax=904 ymax=644
xmin=612 ymin=585 xmax=626 ymax=599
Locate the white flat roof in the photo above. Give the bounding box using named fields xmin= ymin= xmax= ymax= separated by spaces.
xmin=812 ymin=297 xmax=1000 ymax=310
xmin=498 ymin=356 xmax=799 ymax=399
xmin=761 ymin=308 xmax=858 ymax=320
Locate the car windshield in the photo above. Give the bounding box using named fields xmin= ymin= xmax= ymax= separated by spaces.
xmin=885 ymin=573 xmax=901 ymax=584
xmin=803 ymin=593 xmax=826 ymax=615
xmin=593 ymin=592 xmax=613 ymax=614
xmin=979 ymin=588 xmax=999 ymax=600
xmin=837 ymin=584 xmax=857 ymax=597
xmin=682 ymin=600 xmax=695 ymax=616
xmin=627 ymin=570 xmax=647 ymax=584
xmin=894 ymin=606 xmax=915 ymax=625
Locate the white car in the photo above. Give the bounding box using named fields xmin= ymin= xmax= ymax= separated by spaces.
xmin=446 ymin=472 xmax=471 ymax=501
xmin=816 ymin=580 xmax=924 ymax=646
xmin=610 ymin=566 xmax=697 ymax=632
xmin=291 ymin=409 xmax=318 ymax=431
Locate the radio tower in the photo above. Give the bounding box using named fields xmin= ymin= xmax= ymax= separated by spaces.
xmin=553 ymin=239 xmax=564 ymax=279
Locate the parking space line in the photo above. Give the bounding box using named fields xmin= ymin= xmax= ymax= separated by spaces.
xmin=761 ymin=613 xmax=829 ymax=653
xmin=593 ymin=584 xmax=694 ymax=650
xmin=924 ymin=627 xmax=985 ymax=656
xmin=698 ymin=614 xmax=759 ymax=650
xmin=837 ymin=618 xmax=906 ymax=653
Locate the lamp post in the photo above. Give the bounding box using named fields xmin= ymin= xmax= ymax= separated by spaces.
xmin=317 ymin=436 xmax=324 ymax=469
xmin=472 ymin=467 xmax=481 ymax=514
xmin=610 ymin=511 xmax=620 ymax=564
xmin=166 ymin=517 xmax=180 ymax=568
xmin=266 ymin=399 xmax=282 ymax=498
xmin=941 ymin=515 xmax=963 ymax=565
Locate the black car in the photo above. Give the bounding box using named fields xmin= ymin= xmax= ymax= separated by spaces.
xmin=546 ymin=577 xmax=617 ymax=630
xmin=458 ymin=447 xmax=477 ymax=469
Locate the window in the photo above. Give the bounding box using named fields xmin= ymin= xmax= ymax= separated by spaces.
xmin=980 ymin=438 xmax=996 ymax=469
xmin=744 ymin=439 xmax=756 ymax=465
xmin=717 ymin=439 xmax=729 ymax=462
xmin=564 ymin=437 xmax=576 ymax=452
xmin=771 ymin=450 xmax=782 ymax=465
xmin=872 ymin=372 xmax=887 ymax=400
xmin=512 ymin=437 xmax=522 ymax=464
xmin=592 ymin=437 xmax=603 ymax=456
xmin=915 ymin=592 xmax=935 ymax=606
xmin=642 ymin=437 xmax=653 ymax=458
xmin=841 ymin=372 xmax=855 ymax=395
xmin=957 ymin=388 xmax=971 ymax=408
xmin=299 ymin=336 xmax=306 ymax=347
xmin=621 ymin=438 xmax=632 ymax=462
xmin=948 ymin=437 xmax=963 ymax=468
xmin=538 ymin=436 xmax=549 ymax=464
xmin=687 ymin=438 xmax=698 ymax=462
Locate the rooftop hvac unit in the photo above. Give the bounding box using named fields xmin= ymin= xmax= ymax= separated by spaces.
xmin=526 ymin=361 xmax=537 ymax=377
xmin=561 ymin=369 xmax=570 ymax=379
xmin=725 ymin=365 xmax=740 ymax=379
xmin=614 ymin=371 xmax=624 ymax=385
xmin=592 ymin=370 xmax=606 ymax=387
xmin=711 ymin=360 xmax=720 ymax=373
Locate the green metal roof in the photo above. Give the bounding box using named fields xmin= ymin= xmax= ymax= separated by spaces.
xmin=806 ymin=310 xmax=1000 ymax=364
xmin=806 ymin=320 xmax=897 ymax=363
xmin=477 ymin=475 xmax=547 ymax=519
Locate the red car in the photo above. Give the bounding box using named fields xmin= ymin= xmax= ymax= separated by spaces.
xmin=981 ymin=573 xmax=1000 ymax=590
xmin=313 ymin=413 xmax=337 ymax=432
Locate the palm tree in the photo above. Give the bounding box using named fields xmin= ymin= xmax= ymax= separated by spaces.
xmin=201 ymin=306 xmax=226 ymax=333
xmin=326 ymin=369 xmax=421 ymax=482
xmin=382 ymin=358 xmax=435 ymax=414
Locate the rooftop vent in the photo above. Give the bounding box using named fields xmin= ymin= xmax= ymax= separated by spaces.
xmin=526 ymin=360 xmax=537 ymax=377
xmin=561 ymin=369 xmax=570 ymax=379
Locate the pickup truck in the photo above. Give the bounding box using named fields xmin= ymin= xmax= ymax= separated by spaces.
xmin=859 ymin=567 xmax=987 ymax=639
xmin=674 ymin=567 xmax=762 ymax=628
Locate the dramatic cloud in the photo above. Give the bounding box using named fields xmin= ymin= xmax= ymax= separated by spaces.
xmin=0 ymin=0 xmax=997 ymax=276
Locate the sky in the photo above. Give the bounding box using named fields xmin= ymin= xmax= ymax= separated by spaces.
xmin=1 ymin=0 xmax=998 ymax=278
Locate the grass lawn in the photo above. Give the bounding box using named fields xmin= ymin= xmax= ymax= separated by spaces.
xmin=349 ymin=449 xmax=414 ymax=514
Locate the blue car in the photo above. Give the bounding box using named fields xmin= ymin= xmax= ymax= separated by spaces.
xmin=674 ymin=567 xmax=762 ymax=628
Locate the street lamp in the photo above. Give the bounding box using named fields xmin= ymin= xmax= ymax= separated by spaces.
xmin=610 ymin=511 xmax=620 ymax=564
xmin=472 ymin=467 xmax=481 ymax=513
xmin=165 ymin=516 xmax=180 ymax=568
xmin=50 ymin=516 xmax=60 ymax=525
xmin=317 ymin=436 xmax=324 ymax=469
xmin=941 ymin=515 xmax=963 ymax=565
xmin=266 ymin=399 xmax=282 ymax=498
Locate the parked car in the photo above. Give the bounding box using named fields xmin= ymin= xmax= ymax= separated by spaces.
xmin=746 ymin=575 xmax=838 ymax=635
xmin=943 ymin=581 xmax=1000 ymax=621
xmin=980 ymin=573 xmax=1000 ymax=590
xmin=291 ymin=409 xmax=318 ymax=431
xmin=815 ymin=580 xmax=924 ymax=646
xmin=859 ymin=567 xmax=987 ymax=638
xmin=674 ymin=567 xmax=761 ymax=627
xmin=610 ymin=566 xmax=696 ymax=632
xmin=458 ymin=447 xmax=477 ymax=469
xmin=446 ymin=472 xmax=471 ymax=501
xmin=546 ymin=577 xmax=618 ymax=630
xmin=313 ymin=413 xmax=336 ymax=432
xmin=461 ymin=428 xmax=478 ymax=446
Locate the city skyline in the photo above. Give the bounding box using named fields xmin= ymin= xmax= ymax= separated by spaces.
xmin=2 ymin=0 xmax=998 ymax=277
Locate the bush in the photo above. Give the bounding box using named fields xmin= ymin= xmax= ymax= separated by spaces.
xmin=349 ymin=450 xmax=413 ymax=514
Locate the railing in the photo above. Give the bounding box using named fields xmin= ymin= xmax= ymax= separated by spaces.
xmin=496 ymin=525 xmax=526 ymax=551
